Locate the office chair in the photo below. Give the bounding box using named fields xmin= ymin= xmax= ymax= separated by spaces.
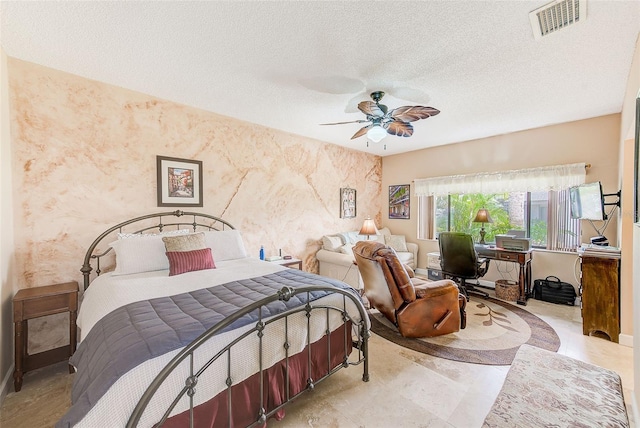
xmin=438 ymin=232 xmax=490 ymax=300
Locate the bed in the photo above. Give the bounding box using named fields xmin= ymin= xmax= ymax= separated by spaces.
xmin=57 ymin=211 xmax=369 ymax=427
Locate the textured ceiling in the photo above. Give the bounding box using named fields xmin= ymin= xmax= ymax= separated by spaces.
xmin=1 ymin=1 xmax=639 ymax=156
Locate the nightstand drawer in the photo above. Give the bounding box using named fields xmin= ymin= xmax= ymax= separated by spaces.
xmin=20 ymin=293 xmax=73 ymax=319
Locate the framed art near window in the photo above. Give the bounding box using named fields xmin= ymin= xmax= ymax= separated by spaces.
xmin=157 ymin=156 xmax=203 ymax=207
xmin=340 ymin=187 xmax=356 ymax=218
xmin=389 ymin=184 xmax=410 ymax=219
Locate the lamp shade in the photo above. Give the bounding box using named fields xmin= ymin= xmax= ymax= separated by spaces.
xmin=473 ymin=208 xmax=493 ymax=223
xmin=359 ymin=217 xmax=378 ymax=236
xmin=366 ymin=125 xmax=387 ymax=143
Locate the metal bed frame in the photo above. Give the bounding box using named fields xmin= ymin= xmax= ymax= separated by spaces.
xmin=80 ymin=210 xmax=370 ymax=427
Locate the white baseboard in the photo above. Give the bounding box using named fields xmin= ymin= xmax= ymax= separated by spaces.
xmin=619 ymin=333 xmax=633 ymax=348
xmin=0 ymin=363 xmax=14 ymax=406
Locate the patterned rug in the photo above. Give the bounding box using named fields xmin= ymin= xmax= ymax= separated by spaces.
xmin=368 ymin=296 xmax=560 ymax=365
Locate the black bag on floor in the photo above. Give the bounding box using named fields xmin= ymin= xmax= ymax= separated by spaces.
xmin=533 ymin=276 xmax=576 ymax=305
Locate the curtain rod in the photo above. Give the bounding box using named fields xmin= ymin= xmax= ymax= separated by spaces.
xmin=411 ymin=162 xmax=590 ymax=181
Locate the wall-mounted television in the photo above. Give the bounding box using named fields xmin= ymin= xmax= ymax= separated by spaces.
xmin=569 ymin=182 xmax=606 ymax=221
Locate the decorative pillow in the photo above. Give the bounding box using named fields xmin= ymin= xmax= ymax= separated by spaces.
xmin=385 ymin=234 xmax=408 ymax=252
xmin=110 ymin=235 xmax=173 ymax=275
xmin=339 ymin=243 xmax=355 ymax=257
xmin=117 ymin=229 xmax=191 ymax=239
xmin=322 ymin=235 xmax=343 ymax=252
xmin=378 ymin=227 xmax=392 ymax=237
xmin=166 ymin=248 xmax=215 ymax=276
xmin=203 ymin=230 xmax=248 ymax=261
xmin=162 ymin=232 xmax=206 ymax=252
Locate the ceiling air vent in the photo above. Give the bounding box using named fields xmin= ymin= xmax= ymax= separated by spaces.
xmin=529 ymin=0 xmax=586 ymax=40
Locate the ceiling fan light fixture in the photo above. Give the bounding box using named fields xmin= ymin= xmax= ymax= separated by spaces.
xmin=367 ymin=125 xmax=387 ymax=143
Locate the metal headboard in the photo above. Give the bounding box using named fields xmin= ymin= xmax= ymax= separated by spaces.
xmin=81 ymin=210 xmax=235 ymax=290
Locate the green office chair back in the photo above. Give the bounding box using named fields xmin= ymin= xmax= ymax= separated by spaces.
xmin=438 ymin=232 xmax=479 ymax=279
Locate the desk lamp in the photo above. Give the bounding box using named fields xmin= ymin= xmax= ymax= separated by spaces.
xmin=359 ymin=217 xmax=378 ymax=240
xmin=473 ymin=208 xmax=493 ymax=245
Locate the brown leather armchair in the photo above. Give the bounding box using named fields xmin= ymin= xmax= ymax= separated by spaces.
xmin=353 ymin=241 xmax=466 ymax=338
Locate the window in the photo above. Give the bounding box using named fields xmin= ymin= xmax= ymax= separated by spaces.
xmin=420 ymin=189 xmax=580 ymax=251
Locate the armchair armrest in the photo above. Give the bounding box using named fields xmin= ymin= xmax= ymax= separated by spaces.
xmin=404 ymin=264 xmax=415 ymax=278
xmin=316 ymin=249 xmax=354 ymax=267
xmin=477 ymin=257 xmax=490 ymax=276
xmin=406 ymin=242 xmax=418 ymax=266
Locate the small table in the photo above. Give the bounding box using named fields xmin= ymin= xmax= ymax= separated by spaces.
xmin=13 ymin=281 xmax=78 ymax=392
xmin=475 ymin=246 xmax=533 ymax=306
xmin=269 ymin=258 xmax=303 ymax=270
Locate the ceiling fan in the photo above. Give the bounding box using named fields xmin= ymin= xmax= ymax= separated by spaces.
xmin=321 ymin=91 xmax=440 ymax=145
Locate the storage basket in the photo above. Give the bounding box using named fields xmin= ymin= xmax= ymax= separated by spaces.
xmin=495 ymin=279 xmax=519 ymax=301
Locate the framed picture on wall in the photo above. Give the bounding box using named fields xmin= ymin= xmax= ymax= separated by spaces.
xmin=389 ymin=184 xmax=410 ymax=219
xmin=157 ymin=156 xmax=203 ymax=207
xmin=340 ymin=187 xmax=356 ymax=218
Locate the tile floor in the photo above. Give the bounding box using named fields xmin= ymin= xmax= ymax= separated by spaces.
xmin=0 ymin=292 xmax=635 ymax=428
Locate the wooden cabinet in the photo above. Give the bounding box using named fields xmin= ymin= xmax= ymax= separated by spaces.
xmin=580 ymin=256 xmax=620 ymax=343
xmin=13 ymin=281 xmax=78 ymax=392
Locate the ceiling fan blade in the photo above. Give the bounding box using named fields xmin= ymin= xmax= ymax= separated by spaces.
xmin=389 ymin=106 xmax=440 ymax=122
xmin=320 ymin=119 xmax=368 ymax=126
xmin=351 ymin=125 xmax=372 ymax=139
xmin=386 ymin=121 xmax=414 ymax=137
xmin=357 ymin=101 xmax=385 ymax=118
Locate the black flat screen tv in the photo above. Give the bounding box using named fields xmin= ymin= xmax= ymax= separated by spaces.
xmin=569 ymin=182 xmax=606 ymax=221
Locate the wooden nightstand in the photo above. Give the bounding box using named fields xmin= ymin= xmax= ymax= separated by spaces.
xmin=13 ymin=281 xmax=78 ymax=392
xmin=270 ymin=258 xmax=303 ymax=270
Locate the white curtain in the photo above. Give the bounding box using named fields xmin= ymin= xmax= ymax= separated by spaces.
xmin=414 ymin=163 xmax=586 ymax=196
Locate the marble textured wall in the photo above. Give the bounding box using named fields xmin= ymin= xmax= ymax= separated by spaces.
xmin=7 ymin=58 xmax=381 ymax=352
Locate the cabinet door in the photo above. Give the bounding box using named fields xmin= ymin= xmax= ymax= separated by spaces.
xmin=581 ymin=256 xmax=619 ymax=342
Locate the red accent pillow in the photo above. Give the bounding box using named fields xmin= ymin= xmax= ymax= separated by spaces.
xmin=166 ymin=248 xmax=216 ymax=276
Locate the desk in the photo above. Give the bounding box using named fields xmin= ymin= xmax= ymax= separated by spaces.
xmin=475 ymin=246 xmax=533 ymax=306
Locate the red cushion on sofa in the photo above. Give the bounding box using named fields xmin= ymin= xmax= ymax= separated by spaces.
xmin=166 ymin=248 xmax=216 ymax=276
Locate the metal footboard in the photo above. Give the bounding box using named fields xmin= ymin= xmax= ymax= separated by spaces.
xmin=126 ymin=285 xmax=370 ymax=428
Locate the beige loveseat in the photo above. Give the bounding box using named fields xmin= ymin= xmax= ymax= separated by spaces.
xmin=316 ymin=227 xmax=418 ymax=289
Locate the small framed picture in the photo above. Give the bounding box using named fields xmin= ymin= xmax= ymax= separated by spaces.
xmin=157 ymin=156 xmax=203 ymax=207
xmin=389 ymin=184 xmax=410 ymax=219
xmin=340 ymin=187 xmax=356 ymax=219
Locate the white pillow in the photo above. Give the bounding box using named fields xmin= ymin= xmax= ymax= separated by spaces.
xmin=117 ymin=229 xmax=191 ymax=239
xmin=346 ymin=231 xmax=361 ymax=244
xmin=322 ymin=235 xmax=343 ymax=252
xmin=110 ymin=235 xmax=173 ymax=275
xmin=378 ymin=227 xmax=392 ymax=236
xmin=339 ymin=243 xmax=355 ymax=257
xmin=385 ymin=234 xmax=408 ymax=252
xmin=203 ymin=230 xmax=248 ymax=261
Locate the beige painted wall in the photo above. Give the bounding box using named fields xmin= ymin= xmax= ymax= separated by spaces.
xmin=1 ymin=49 xmax=16 ymax=402
xmin=382 ymin=114 xmax=620 ymax=255
xmin=5 ymin=58 xmax=382 ymax=359
xmin=381 ymin=114 xmax=621 ymax=313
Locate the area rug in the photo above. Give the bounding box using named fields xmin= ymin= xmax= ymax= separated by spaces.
xmin=368 ymin=296 xmax=560 ymax=365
